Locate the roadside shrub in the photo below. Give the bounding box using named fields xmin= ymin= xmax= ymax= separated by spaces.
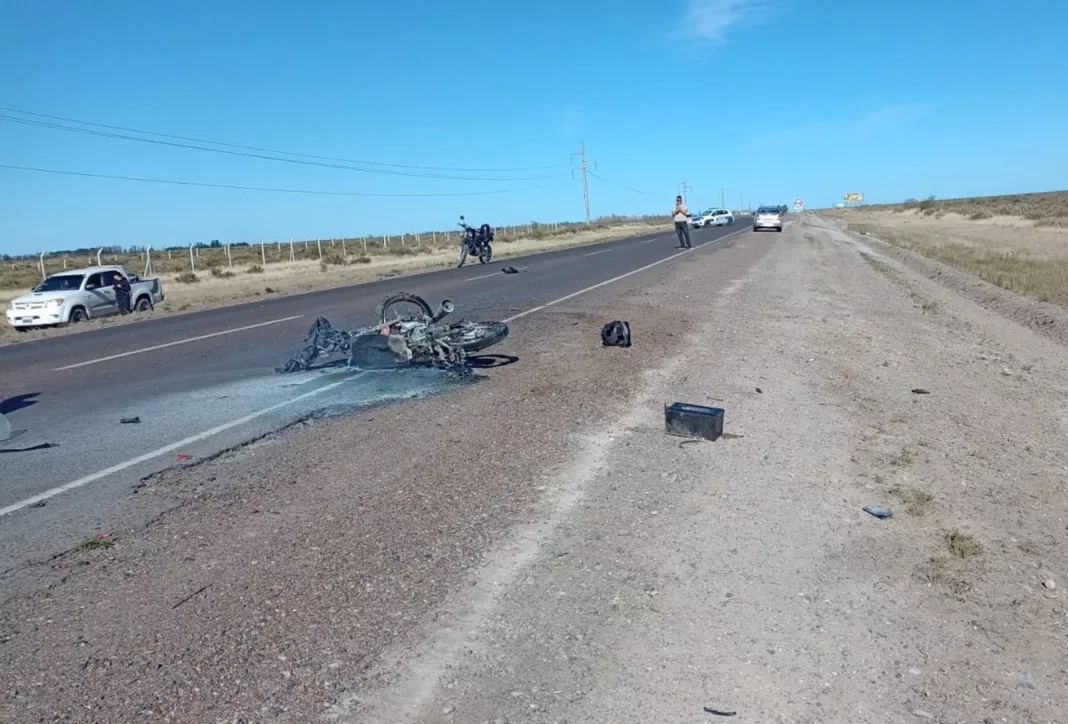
xmin=246 ymin=264 xmax=264 ymax=274
xmin=175 ymin=271 xmax=199 ymax=283
xmin=353 ymin=256 xmax=372 ymax=264
xmin=209 ymin=267 xmax=235 ymax=278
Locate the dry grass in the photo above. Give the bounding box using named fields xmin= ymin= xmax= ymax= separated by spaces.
xmin=822 ymin=190 xmax=1068 ymax=307
xmin=836 ymin=190 xmax=1068 ymax=227
xmin=1 ymin=221 xmax=670 ymax=345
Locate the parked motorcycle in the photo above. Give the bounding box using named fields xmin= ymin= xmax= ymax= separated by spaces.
xmin=276 ymin=291 xmax=509 ymax=373
xmin=456 ymin=215 xmax=494 ymax=267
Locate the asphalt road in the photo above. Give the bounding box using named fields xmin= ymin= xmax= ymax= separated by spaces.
xmin=0 ymin=220 xmax=761 ymax=576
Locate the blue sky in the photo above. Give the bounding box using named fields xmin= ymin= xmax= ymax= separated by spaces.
xmin=1 ymin=0 xmax=1065 ymax=255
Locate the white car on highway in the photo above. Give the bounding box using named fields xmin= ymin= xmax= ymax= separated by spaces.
xmin=689 ymin=209 xmax=734 ymax=228
xmin=752 ymin=206 xmax=783 ymax=232
xmin=5 ymin=265 xmax=164 ymax=331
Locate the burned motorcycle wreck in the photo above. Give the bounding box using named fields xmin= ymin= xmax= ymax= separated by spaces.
xmin=276 ymin=292 xmax=509 ymax=373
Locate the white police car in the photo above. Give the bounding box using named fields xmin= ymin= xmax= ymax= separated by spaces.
xmin=691 ymin=208 xmax=734 ymax=228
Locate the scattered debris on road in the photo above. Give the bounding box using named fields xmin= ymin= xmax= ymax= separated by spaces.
xmin=120 ymin=416 xmax=141 ymax=424
xmin=911 ymin=388 xmax=931 ymax=394
xmin=501 ymin=265 xmax=520 ymax=274
xmin=600 ymin=320 xmax=632 ymax=347
xmin=755 ymin=386 xmax=763 ymax=393
xmin=665 ymin=402 xmax=724 ymax=441
xmin=863 ymin=506 xmax=893 ymax=519
xmin=703 ymin=706 xmax=737 ymax=716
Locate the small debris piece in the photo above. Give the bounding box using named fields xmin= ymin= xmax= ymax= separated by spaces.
xmin=1043 ymin=579 xmax=1056 ymax=590
xmin=176 ymin=453 xmax=192 ymax=461
xmin=911 ymin=388 xmax=931 ymax=395
xmin=755 ymin=387 xmax=763 ymax=393
xmin=911 ymin=710 xmax=935 ymax=720
xmin=29 ymin=500 xmax=46 ymax=508
xmin=703 ymin=706 xmax=737 ymax=716
xmin=863 ymin=506 xmax=893 ymax=519
xmin=501 ymin=266 xmax=520 ymax=274
xmin=120 ymin=416 xmax=141 ymax=424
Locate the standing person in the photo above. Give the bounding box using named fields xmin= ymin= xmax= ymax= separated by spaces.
xmin=112 ymin=272 xmax=132 ymax=314
xmin=672 ymin=195 xmax=692 ymax=248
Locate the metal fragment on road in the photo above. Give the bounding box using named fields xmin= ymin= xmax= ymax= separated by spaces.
xmin=120 ymin=416 xmax=141 ymax=424
xmin=703 ymin=706 xmax=737 ymax=716
xmin=911 ymin=388 xmax=931 ymax=394
xmin=863 ymin=506 xmax=893 ymax=519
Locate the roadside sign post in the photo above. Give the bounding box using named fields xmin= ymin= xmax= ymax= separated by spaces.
xmin=794 ymin=198 xmax=804 ymax=213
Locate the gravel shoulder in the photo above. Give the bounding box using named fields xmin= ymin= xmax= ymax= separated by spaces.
xmin=3 ymin=218 xmax=1066 ymax=724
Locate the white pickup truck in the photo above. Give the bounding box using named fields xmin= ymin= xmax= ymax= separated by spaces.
xmin=5 ymin=265 xmax=165 ymax=331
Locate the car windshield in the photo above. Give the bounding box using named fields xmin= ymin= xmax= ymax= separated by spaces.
xmin=33 ymin=274 xmax=84 ymax=292
xmin=757 ymin=208 xmax=780 ymax=214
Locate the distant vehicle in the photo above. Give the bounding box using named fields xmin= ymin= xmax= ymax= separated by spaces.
xmin=752 ymin=206 xmax=783 ymax=232
xmin=5 ymin=265 xmax=164 ymax=331
xmin=689 ymin=209 xmax=734 ymax=228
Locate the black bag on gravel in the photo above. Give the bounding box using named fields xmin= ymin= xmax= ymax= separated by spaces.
xmin=600 ymin=320 xmax=632 ymax=348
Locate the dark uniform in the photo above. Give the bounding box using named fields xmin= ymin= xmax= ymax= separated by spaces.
xmin=112 ymin=273 xmax=132 ymax=314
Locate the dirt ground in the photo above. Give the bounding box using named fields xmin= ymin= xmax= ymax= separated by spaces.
xmin=0 ymin=223 xmax=668 ymax=345
xmin=1 ymin=217 xmax=1065 ymax=724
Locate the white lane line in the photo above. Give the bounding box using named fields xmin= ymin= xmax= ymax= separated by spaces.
xmin=640 ymin=237 xmax=660 ymax=244
xmin=502 ymin=227 xmax=744 ymax=323
xmin=3 ymin=228 xmax=745 ymax=519
xmin=583 ymin=248 xmax=612 ymax=257
xmin=463 ymin=271 xmax=500 ymax=282
xmin=51 ymin=315 xmax=305 ymax=371
xmin=0 ymin=379 xmax=349 ymax=518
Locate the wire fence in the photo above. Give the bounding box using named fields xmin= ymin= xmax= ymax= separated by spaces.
xmin=2 ymin=216 xmax=671 ymax=290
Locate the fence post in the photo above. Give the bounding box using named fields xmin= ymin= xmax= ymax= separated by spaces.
xmin=63 ymin=258 xmax=68 ymax=269
xmin=288 ymin=238 xmax=296 ymax=263
xmin=38 ymin=251 xmax=46 ymax=280
xmin=144 ymin=246 xmax=154 ymax=276
xmin=317 ymin=238 xmax=323 ymax=261
xmin=188 ymin=244 xmax=196 ymax=272
xmin=225 ymin=242 xmax=233 ymax=268
xmin=96 ymin=248 xmax=104 ymax=265
xmin=361 ymin=237 xmax=367 ymax=255
xmin=260 ymin=240 xmax=266 ymax=266
xmin=384 ymin=235 xmax=390 ymax=251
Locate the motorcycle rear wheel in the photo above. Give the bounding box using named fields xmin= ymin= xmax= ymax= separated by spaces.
xmin=375 ymin=292 xmax=434 ymax=326
xmin=478 ymin=245 xmax=493 ymax=264
xmin=439 ymin=321 xmax=509 ymax=353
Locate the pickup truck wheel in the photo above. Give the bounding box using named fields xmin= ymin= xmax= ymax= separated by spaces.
xmin=69 ymin=307 xmax=89 ymax=324
xmin=134 ymin=296 xmax=153 ymax=312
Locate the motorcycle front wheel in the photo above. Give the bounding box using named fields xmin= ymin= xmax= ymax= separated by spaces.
xmin=457 ymin=244 xmax=469 ymax=268
xmin=478 ymin=245 xmax=493 ymax=265
xmin=374 ymin=291 xmax=434 ymax=326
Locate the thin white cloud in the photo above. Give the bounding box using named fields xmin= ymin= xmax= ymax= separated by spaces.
xmin=677 ymin=0 xmax=782 ymax=44
xmin=746 ymin=102 xmax=939 ymax=149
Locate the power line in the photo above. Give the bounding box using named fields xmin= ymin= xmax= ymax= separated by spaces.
xmin=0 ymin=114 xmax=564 ymax=183
xmin=0 ymin=162 xmax=568 ymax=198
xmin=0 ymin=105 xmax=566 ymax=174
xmin=588 ymin=171 xmax=653 ymax=196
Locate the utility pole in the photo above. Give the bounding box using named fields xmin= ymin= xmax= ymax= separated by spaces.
xmin=721 ymin=188 xmax=726 ymax=209
xmin=570 ymin=141 xmax=596 ymax=226
xmin=678 ymin=178 xmax=692 ymax=205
